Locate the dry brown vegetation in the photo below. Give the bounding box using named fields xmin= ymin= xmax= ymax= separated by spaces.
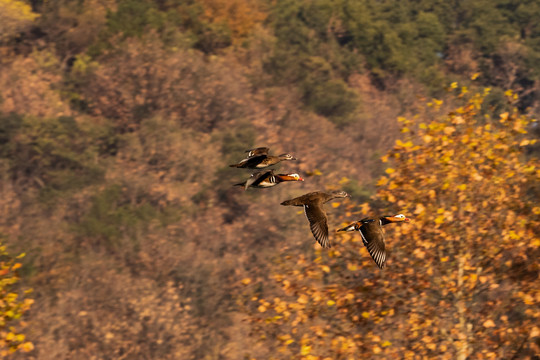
xmin=0 ymin=0 xmax=538 ymax=359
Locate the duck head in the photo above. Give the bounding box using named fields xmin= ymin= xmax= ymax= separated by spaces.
xmin=278 ymin=173 xmax=304 ymax=182
xmin=330 ymin=190 xmax=351 ymax=198
xmin=278 ymin=153 xmax=297 ymax=161
xmin=382 ymin=214 xmax=410 ymax=223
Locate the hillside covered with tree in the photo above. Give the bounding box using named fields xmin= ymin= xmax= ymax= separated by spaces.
xmin=0 ymin=0 xmax=538 ymax=359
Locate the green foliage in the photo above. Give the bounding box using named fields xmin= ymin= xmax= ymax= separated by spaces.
xmin=75 ymin=184 xmax=164 ymax=251
xmin=0 ymin=113 xmax=113 ymax=200
xmin=88 ymin=0 xmax=235 ymax=56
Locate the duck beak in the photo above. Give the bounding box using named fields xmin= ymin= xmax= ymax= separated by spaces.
xmin=385 ymin=216 xmax=410 ymax=222
xmin=298 ymin=177 xmax=304 ymax=181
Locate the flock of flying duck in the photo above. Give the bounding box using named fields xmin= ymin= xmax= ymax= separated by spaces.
xmin=230 ymin=147 xmax=410 ymax=269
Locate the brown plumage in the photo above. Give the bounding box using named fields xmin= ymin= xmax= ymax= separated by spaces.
xmin=281 ymin=190 xmax=350 ymax=248
xmin=234 ymin=170 xmax=304 ymax=190
xmin=229 ymin=147 xmax=296 ymax=169
xmin=337 ymin=214 xmax=410 ymax=269
xmin=245 ymin=147 xmax=269 ymax=157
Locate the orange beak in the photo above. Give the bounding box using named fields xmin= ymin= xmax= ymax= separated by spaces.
xmin=385 ymin=216 xmax=410 ymax=223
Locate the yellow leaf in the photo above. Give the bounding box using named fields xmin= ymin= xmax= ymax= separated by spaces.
xmin=331 ymin=202 xmax=341 ymax=208
xmin=258 ymin=305 xmax=267 ymax=312
xmin=241 ymin=278 xmax=252 ymax=285
xmin=300 ymin=344 xmax=311 ymax=356
xmin=444 ymin=126 xmax=456 ymax=135
xmin=483 ymin=319 xmax=495 ymax=328
xmin=441 ymin=257 xmax=449 ymax=262
xmin=21 ymin=342 xmax=34 ymax=352
xmin=471 ymin=72 xmax=480 ymax=80
xmin=347 ymin=263 xmax=357 ymax=271
xmin=381 ymin=340 xmax=392 ymax=347
xmin=321 ymin=265 xmax=330 ymax=273
xmin=327 ymin=300 xmax=335 ymax=306
xmin=11 ymin=263 xmax=22 ymax=271
xmin=457 ymin=184 xmax=467 ymax=191
xmin=423 ymin=135 xmax=433 ymax=143
xmin=377 ymin=176 xmax=389 ymax=186
xmin=361 ymin=312 xmax=370 ymax=319
xmin=385 ymin=168 xmax=395 ymax=174
xmin=414 ymin=203 xmax=425 ymax=215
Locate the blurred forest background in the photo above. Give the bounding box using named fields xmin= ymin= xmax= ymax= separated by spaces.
xmin=0 ymin=0 xmax=539 ymax=359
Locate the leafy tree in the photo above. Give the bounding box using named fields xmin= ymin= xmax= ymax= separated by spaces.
xmin=0 ymin=0 xmax=39 ymax=42
xmin=0 ymin=241 xmax=33 ymax=356
xmin=247 ymin=88 xmax=540 ymax=359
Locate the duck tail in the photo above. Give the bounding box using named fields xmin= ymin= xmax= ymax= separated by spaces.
xmin=337 ymin=224 xmax=356 ymax=232
xmin=233 ymin=182 xmax=245 ymax=187
xmin=280 ymin=199 xmax=294 ymax=206
xmin=229 ymin=163 xmax=240 ymax=168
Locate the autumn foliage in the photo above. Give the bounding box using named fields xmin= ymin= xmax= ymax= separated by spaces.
xmin=0 ymin=242 xmax=33 ymax=356
xmin=1 ymin=1 xmax=540 ymax=358
xmin=247 ymin=88 xmax=540 ymax=359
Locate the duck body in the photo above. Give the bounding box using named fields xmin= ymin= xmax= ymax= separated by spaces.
xmin=229 ymin=147 xmax=296 ymax=169
xmin=235 ymin=170 xmax=304 ymax=190
xmin=337 ymin=214 xmax=410 ymax=269
xmin=281 ymin=190 xmax=350 ymax=248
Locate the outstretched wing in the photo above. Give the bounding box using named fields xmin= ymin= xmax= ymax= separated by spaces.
xmin=244 ymin=170 xmax=273 ymax=189
xmin=245 ymin=147 xmax=269 ymax=158
xmin=230 ymin=154 xmax=268 ymax=168
xmin=303 ymin=204 xmax=330 ymax=248
xmin=359 ymin=224 xmax=386 ymax=269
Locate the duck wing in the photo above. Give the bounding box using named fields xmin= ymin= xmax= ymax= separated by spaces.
xmin=244 ymin=170 xmax=273 ymax=189
xmin=303 ymin=203 xmax=330 ymax=248
xmin=359 ymin=223 xmax=386 ymax=269
xmin=245 ymin=147 xmax=269 ymax=158
xmin=229 ymin=154 xmax=268 ymax=168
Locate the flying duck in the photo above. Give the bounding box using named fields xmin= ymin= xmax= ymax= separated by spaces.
xmin=229 ymin=147 xmax=296 ymax=169
xmin=337 ymin=214 xmax=410 ymax=269
xmin=234 ymin=170 xmax=304 ymax=190
xmin=281 ymin=190 xmax=351 ymax=248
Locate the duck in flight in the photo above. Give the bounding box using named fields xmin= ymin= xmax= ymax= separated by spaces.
xmin=229 ymin=147 xmax=296 ymax=169
xmin=234 ymin=170 xmax=304 ymax=190
xmin=281 ymin=190 xmax=351 ymax=248
xmin=337 ymin=214 xmax=410 ymax=269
